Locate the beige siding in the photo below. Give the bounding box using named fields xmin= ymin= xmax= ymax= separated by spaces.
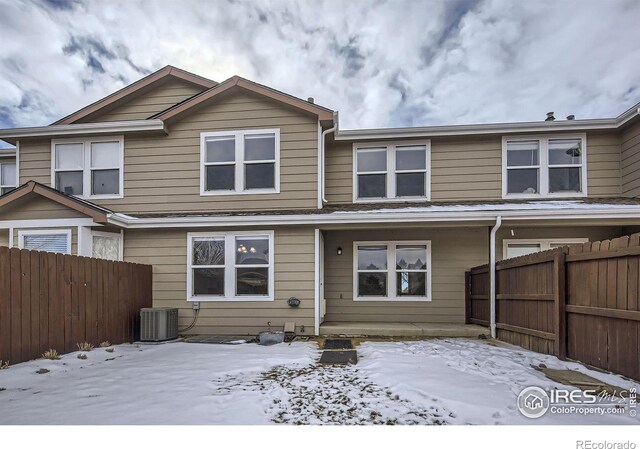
xmin=621 ymin=120 xmax=640 ymax=197
xmin=13 ymin=227 xmax=78 ymax=255
xmin=79 ymin=78 xmax=206 ymax=123
xmin=123 ymin=225 xmax=316 ymax=336
xmin=323 ymin=227 xmax=488 ymax=323
xmin=0 ymin=194 xmax=87 ymax=220
xmin=325 ymin=130 xmax=621 ymax=204
xmin=18 ymin=92 xmax=319 ymax=214
xmin=496 ymin=226 xmax=623 ymax=261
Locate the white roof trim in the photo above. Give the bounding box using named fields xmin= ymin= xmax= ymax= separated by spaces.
xmin=106 ymin=201 xmax=640 ymax=228
xmin=0 ymin=120 xmax=167 ymax=140
xmin=335 ymin=104 xmax=640 ymax=141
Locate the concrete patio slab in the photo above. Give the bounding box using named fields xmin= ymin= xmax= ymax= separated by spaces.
xmin=319 ymin=322 xmax=488 ymax=338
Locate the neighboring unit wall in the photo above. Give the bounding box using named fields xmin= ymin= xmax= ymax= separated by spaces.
xmin=123 ymin=225 xmax=316 ymax=335
xmin=496 ymin=226 xmax=624 ymax=261
xmin=323 ymin=227 xmax=488 ymax=323
xmin=622 ymin=120 xmax=640 ymax=197
xmin=324 ymin=130 xmax=621 ymax=204
xmin=18 ymin=92 xmax=319 ymax=213
xmin=77 ymin=78 xmax=206 ymax=123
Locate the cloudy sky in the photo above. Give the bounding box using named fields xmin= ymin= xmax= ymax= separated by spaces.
xmin=1 ymin=0 xmax=640 ymax=134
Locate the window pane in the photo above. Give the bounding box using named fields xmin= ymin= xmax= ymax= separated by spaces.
xmin=245 ymin=134 xmax=275 ymax=161
xmin=1 ymin=163 xmax=16 ymax=186
xmin=91 ymin=141 xmax=119 ymax=168
xmin=358 ymin=174 xmax=386 ymax=198
xmin=206 ymin=165 xmax=235 ymax=190
xmin=506 ymin=244 xmax=541 ymax=259
xmin=236 ymin=237 xmax=269 ymax=265
xmin=397 ymin=272 xmax=426 ymax=296
xmin=92 ymin=169 xmax=119 ymax=195
xmin=396 ymin=146 xmax=426 ymax=170
xmin=358 ymin=272 xmax=387 ymax=297
xmin=357 ymin=148 xmax=386 ymax=172
xmin=193 ymin=268 xmax=224 ymax=296
xmin=549 ymin=167 xmax=581 ymax=192
xmin=507 ymin=141 xmax=539 ymax=167
xmin=192 ymin=239 xmax=225 ymax=265
xmin=507 ymin=168 xmax=538 ymax=194
xmin=56 ymin=171 xmax=83 ymax=195
xmin=92 ymin=235 xmax=119 ymax=260
xmin=396 ymin=173 xmax=425 ymax=197
xmin=357 ymin=245 xmax=387 ymax=270
xmin=206 ymin=137 xmax=235 ymax=163
xmin=549 ymin=139 xmax=582 ymax=165
xmin=396 ymin=245 xmax=427 ymax=270
xmin=245 ymin=163 xmax=275 ymax=190
xmin=236 ymin=267 xmax=268 ymax=295
xmin=23 ymin=234 xmax=68 ymax=254
xmin=55 ymin=143 xmax=84 ymax=169
xmin=1 ymin=187 xmax=14 ymax=195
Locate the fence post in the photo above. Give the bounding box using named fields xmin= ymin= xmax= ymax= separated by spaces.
xmin=465 ymin=271 xmax=471 ymax=324
xmin=554 ymin=250 xmax=567 ymax=360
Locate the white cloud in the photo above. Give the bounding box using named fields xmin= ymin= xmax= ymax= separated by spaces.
xmin=0 ymin=0 xmax=639 ymax=131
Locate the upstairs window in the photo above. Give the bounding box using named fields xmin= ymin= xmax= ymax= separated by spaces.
xmin=354 ymin=141 xmax=430 ymax=202
xmin=503 ymin=135 xmax=586 ymax=198
xmin=52 ymin=137 xmax=123 ymax=199
xmin=0 ymin=161 xmax=16 ymax=195
xmin=200 ymin=129 xmax=280 ymax=195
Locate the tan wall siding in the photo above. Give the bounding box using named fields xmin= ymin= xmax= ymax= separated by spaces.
xmin=0 ymin=195 xmax=87 ymax=220
xmin=18 ymin=92 xmax=319 ymax=214
xmin=123 ymin=226 xmax=316 ymax=335
xmin=325 ymin=131 xmax=621 ymax=204
xmin=80 ymin=79 xmax=205 ymax=123
xmin=621 ymin=121 xmax=640 ymax=197
xmin=323 ymin=227 xmax=488 ymax=323
xmin=13 ymin=227 xmax=78 ymax=255
xmin=496 ymin=226 xmax=623 ymax=261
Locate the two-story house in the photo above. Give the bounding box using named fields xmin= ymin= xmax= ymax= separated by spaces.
xmin=0 ymin=65 xmax=639 ymax=337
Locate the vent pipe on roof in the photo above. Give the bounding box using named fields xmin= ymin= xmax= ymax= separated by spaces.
xmin=545 ymin=112 xmax=555 ymax=121
xmin=307 ymin=97 xmax=314 ymax=104
xmin=566 ymin=115 xmax=575 ymax=120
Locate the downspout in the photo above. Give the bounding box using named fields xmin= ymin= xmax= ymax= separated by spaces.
xmin=489 ymin=215 xmax=502 ymax=338
xmin=320 ymin=112 xmax=338 ymax=205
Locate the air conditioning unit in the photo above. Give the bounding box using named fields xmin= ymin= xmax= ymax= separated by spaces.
xmin=140 ymin=307 xmax=179 ymax=342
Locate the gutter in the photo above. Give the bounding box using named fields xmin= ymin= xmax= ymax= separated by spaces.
xmin=105 ymin=206 xmax=640 ymax=229
xmin=489 ymin=216 xmax=502 ymax=338
xmin=0 ymin=120 xmax=168 ymax=143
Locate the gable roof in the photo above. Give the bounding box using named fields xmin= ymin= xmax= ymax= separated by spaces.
xmin=152 ymin=75 xmax=334 ymax=124
xmin=52 ymin=66 xmax=217 ymax=125
xmin=0 ymin=181 xmax=112 ymax=223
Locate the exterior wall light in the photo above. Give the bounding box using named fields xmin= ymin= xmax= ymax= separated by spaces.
xmin=337 ymin=247 xmax=342 ymax=255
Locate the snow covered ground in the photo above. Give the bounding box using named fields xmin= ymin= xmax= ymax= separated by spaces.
xmin=0 ymin=338 xmax=637 ymax=425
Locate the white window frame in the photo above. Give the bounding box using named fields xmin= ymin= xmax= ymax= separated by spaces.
xmin=187 ymin=230 xmax=275 ymax=301
xmin=502 ymin=134 xmax=587 ymax=199
xmin=18 ymin=229 xmax=72 ymax=255
xmin=51 ymin=136 xmax=124 ymax=200
xmin=199 ymin=129 xmax=280 ymax=196
xmin=503 ymin=238 xmax=588 ymax=259
xmin=91 ymin=230 xmax=123 ymax=261
xmin=0 ymin=160 xmax=17 ymax=194
xmin=352 ymin=140 xmax=431 ymax=203
xmin=353 ymin=240 xmax=432 ymax=302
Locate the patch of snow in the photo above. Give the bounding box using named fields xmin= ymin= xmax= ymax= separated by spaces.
xmin=0 ymin=339 xmax=637 ymax=425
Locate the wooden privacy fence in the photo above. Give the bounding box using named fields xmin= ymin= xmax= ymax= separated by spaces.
xmin=466 ymin=234 xmax=640 ymax=381
xmin=0 ymin=246 xmax=152 ymax=365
